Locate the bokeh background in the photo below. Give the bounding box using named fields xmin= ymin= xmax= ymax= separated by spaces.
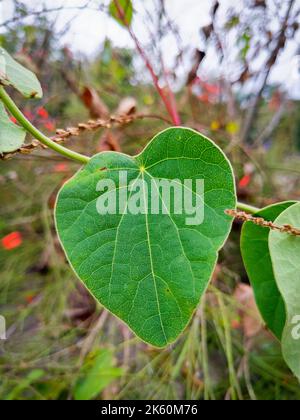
xmin=0 ymin=0 xmax=300 ymax=400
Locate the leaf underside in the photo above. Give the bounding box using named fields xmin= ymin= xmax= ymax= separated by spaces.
xmin=269 ymin=202 xmax=300 ymax=380
xmin=0 ymin=47 xmax=42 ymax=98
xmin=241 ymin=201 xmax=296 ymax=339
xmin=0 ymin=102 xmax=26 ymax=153
xmin=55 ymin=127 xmax=236 ymax=347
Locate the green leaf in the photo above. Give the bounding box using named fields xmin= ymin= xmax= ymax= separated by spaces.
xmin=55 ymin=127 xmax=236 ymax=347
xmin=109 ymin=0 xmax=133 ymax=27
xmin=74 ymin=349 xmax=123 ymax=400
xmin=269 ymin=202 xmax=300 ymax=380
xmin=241 ymin=201 xmax=296 ymax=339
xmin=5 ymin=369 xmax=45 ymax=400
xmin=0 ymin=102 xmax=26 ymax=153
xmin=0 ymin=47 xmax=42 ymax=98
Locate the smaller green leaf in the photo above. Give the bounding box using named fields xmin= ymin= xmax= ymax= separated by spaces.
xmin=241 ymin=202 xmax=296 ymax=339
xmin=0 ymin=102 xmax=26 ymax=153
xmin=74 ymin=349 xmax=123 ymax=400
xmin=109 ymin=0 xmax=133 ymax=27
xmin=0 ymin=47 xmax=42 ymax=98
xmin=269 ymin=202 xmax=300 ymax=381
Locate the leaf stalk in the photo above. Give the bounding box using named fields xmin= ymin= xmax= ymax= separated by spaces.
xmin=0 ymin=86 xmax=90 ymax=164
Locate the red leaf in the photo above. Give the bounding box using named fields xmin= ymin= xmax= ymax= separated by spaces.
xmin=80 ymin=86 xmax=109 ymax=119
xmin=1 ymin=231 xmax=23 ymax=250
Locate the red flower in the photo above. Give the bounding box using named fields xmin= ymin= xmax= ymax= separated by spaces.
xmin=54 ymin=163 xmax=69 ymax=173
xmin=239 ymin=174 xmax=252 ymax=188
xmin=37 ymin=107 xmax=49 ymax=119
xmin=198 ymin=93 xmax=210 ymax=103
xmin=1 ymin=231 xmax=23 ymax=250
xmin=10 ymin=116 xmax=17 ymax=124
xmin=44 ymin=121 xmax=55 ymax=131
xmin=25 ymin=294 xmax=35 ymax=304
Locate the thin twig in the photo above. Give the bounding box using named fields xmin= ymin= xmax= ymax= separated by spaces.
xmin=0 ymin=2 xmax=101 ymax=28
xmin=113 ymin=0 xmax=181 ymax=126
xmin=254 ymin=97 xmax=288 ymax=146
xmin=79 ymin=310 xmax=109 ymax=364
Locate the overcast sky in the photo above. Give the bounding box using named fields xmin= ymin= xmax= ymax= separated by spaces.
xmin=0 ymin=0 xmax=299 ymax=97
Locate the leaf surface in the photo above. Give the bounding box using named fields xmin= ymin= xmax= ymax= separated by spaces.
xmin=0 ymin=47 xmax=42 ymax=98
xmin=269 ymin=202 xmax=300 ymax=380
xmin=0 ymin=102 xmax=26 ymax=153
xmin=241 ymin=201 xmax=296 ymax=339
xmin=55 ymin=127 xmax=236 ymax=347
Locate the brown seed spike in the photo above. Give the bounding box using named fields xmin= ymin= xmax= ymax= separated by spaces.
xmin=225 ymin=209 xmax=300 ymax=237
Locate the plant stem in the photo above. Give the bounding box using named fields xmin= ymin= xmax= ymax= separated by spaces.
xmin=113 ymin=0 xmax=181 ymax=126
xmin=237 ymin=202 xmax=260 ymax=214
xmin=0 ymin=87 xmax=90 ymax=164
xmin=129 ymin=29 xmax=181 ymax=125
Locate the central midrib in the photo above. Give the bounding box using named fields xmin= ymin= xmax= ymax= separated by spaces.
xmin=141 ymin=171 xmax=168 ymax=345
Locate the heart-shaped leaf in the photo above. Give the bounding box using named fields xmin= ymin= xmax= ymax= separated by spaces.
xmin=241 ymin=201 xmax=296 ymax=339
xmin=0 ymin=47 xmax=42 ymax=98
xmin=0 ymin=102 xmax=26 ymax=153
xmin=55 ymin=127 xmax=236 ymax=347
xmin=109 ymin=0 xmax=133 ymax=27
xmin=269 ymin=202 xmax=300 ymax=380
